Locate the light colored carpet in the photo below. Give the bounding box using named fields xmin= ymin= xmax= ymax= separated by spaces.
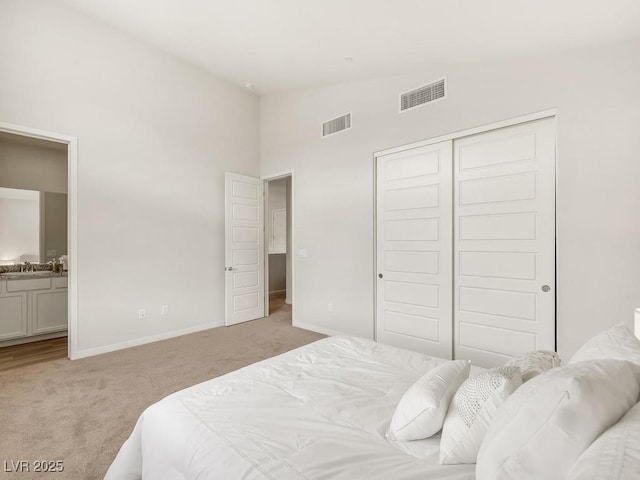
xmin=0 ymin=296 xmax=324 ymax=479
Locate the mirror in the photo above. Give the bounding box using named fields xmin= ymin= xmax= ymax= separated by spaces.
xmin=0 ymin=187 xmax=67 ymax=265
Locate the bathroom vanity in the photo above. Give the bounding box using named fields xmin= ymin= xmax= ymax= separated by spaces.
xmin=0 ymin=271 xmax=68 ymax=345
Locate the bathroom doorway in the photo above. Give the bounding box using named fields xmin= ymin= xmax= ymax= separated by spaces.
xmin=0 ymin=132 xmax=68 ymax=362
xmin=0 ymin=122 xmax=78 ymax=360
xmin=263 ymin=172 xmax=293 ymax=322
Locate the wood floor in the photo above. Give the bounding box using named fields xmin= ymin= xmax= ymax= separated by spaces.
xmin=0 ymin=336 xmax=68 ymax=372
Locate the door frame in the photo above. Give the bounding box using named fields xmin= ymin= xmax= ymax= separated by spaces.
xmin=373 ymin=108 xmax=558 ymax=349
xmin=0 ymin=121 xmax=79 ymax=360
xmin=262 ymin=170 xmax=294 ymax=321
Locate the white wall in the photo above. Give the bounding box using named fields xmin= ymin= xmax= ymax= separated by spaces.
xmin=268 ymin=178 xmax=287 ymax=211
xmin=268 ymin=254 xmax=286 ymax=293
xmin=0 ymin=194 xmax=40 ymax=263
xmin=0 ymin=0 xmax=259 ymax=355
xmin=267 ymin=177 xmax=287 ymax=252
xmin=0 ymin=133 xmax=67 ymax=193
xmin=259 ymin=39 xmax=640 ymax=359
xmin=42 ymin=192 xmax=68 ymax=261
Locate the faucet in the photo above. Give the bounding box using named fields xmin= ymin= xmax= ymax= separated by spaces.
xmin=22 ymin=261 xmax=32 ymax=272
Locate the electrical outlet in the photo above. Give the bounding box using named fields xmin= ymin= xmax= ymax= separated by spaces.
xmin=328 ymin=302 xmax=333 ymax=313
xmin=161 ymin=305 xmax=169 ymax=316
xmin=138 ymin=308 xmax=146 ymax=319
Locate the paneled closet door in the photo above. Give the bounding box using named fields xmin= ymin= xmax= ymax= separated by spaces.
xmin=376 ymin=141 xmax=453 ymax=359
xmin=453 ymin=118 xmax=556 ymax=367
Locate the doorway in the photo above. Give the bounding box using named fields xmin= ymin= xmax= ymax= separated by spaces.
xmin=0 ymin=122 xmax=78 ymax=360
xmin=264 ymin=173 xmax=292 ymax=320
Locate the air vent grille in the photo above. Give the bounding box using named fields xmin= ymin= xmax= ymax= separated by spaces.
xmin=400 ymin=78 xmax=446 ymax=111
xmin=322 ymin=113 xmax=351 ymax=138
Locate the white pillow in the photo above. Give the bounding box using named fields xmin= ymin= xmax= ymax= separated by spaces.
xmin=568 ymin=402 xmax=640 ymax=480
xmin=504 ymin=350 xmax=561 ymax=382
xmin=439 ymin=365 xmax=522 ymax=465
xmin=476 ymin=359 xmax=640 ymax=480
xmin=569 ymin=323 xmax=640 ymax=366
xmin=387 ymin=360 xmax=470 ymax=441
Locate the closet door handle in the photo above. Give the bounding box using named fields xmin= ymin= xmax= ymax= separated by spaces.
xmin=378 ymin=273 xmax=383 ymax=279
xmin=541 ymin=284 xmax=550 ymax=292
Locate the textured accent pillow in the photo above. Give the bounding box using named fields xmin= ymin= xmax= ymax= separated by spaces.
xmin=439 ymin=366 xmax=522 ymax=465
xmin=568 ymin=401 xmax=640 ymax=480
xmin=476 ymin=359 xmax=640 ymax=480
xmin=504 ymin=350 xmax=561 ymax=382
xmin=387 ymin=360 xmax=470 ymax=441
xmin=569 ymin=323 xmax=640 ymax=366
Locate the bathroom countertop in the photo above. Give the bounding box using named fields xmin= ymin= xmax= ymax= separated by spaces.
xmin=0 ymin=271 xmax=68 ymax=280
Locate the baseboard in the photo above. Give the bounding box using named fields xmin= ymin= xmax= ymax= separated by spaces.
xmin=72 ymin=321 xmax=224 ymax=360
xmin=269 ymin=289 xmax=286 ymax=295
xmin=292 ymin=321 xmax=345 ymax=338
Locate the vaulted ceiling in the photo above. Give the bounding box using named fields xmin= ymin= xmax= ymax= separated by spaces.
xmin=60 ymin=0 xmax=640 ymax=94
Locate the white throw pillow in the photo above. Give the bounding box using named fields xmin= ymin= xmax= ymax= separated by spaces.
xmin=569 ymin=323 xmax=640 ymax=366
xmin=476 ymin=359 xmax=640 ymax=480
xmin=568 ymin=401 xmax=640 ymax=480
xmin=439 ymin=366 xmax=522 ymax=465
xmin=387 ymin=360 xmax=470 ymax=441
xmin=504 ymin=350 xmax=561 ymax=382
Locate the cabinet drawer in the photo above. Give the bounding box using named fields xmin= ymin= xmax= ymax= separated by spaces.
xmin=54 ymin=276 xmax=68 ymax=289
xmin=7 ymin=278 xmax=52 ymax=292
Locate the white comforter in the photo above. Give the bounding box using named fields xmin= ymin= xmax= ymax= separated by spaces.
xmin=105 ymin=336 xmax=477 ymax=480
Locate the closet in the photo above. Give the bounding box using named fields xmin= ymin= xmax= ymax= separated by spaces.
xmin=375 ymin=117 xmax=555 ymax=367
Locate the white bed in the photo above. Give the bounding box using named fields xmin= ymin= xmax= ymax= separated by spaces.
xmin=105 ymin=336 xmax=483 ymax=480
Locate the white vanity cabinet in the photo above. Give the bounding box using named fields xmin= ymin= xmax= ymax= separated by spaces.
xmin=0 ymin=291 xmax=28 ymax=340
xmin=0 ymin=275 xmax=68 ymax=342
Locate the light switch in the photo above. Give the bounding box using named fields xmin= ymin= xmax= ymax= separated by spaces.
xmin=299 ymin=248 xmax=308 ymax=258
xmin=46 ymin=249 xmax=57 ymax=258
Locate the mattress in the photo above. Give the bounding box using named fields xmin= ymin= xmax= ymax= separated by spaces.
xmin=105 ymin=336 xmax=479 ymax=480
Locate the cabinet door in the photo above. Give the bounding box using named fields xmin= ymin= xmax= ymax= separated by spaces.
xmin=0 ymin=292 xmax=28 ymax=340
xmin=32 ymin=289 xmax=68 ymax=334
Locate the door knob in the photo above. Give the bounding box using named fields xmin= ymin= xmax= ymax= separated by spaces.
xmin=226 ymin=266 xmax=234 ymax=271
xmin=378 ymin=273 xmax=383 ymax=279
xmin=541 ymin=285 xmax=550 ymax=292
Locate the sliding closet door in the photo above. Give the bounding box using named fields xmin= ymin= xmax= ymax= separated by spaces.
xmin=453 ymin=118 xmax=556 ymax=367
xmin=376 ymin=141 xmax=453 ymax=359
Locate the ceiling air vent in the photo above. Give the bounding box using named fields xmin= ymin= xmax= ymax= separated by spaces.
xmin=322 ymin=112 xmax=351 ymax=138
xmin=400 ymin=78 xmax=446 ymax=112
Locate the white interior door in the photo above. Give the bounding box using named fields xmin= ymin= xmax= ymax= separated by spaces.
xmin=225 ymin=172 xmax=265 ymax=326
xmin=453 ymin=118 xmax=556 ymax=367
xmin=376 ymin=141 xmax=453 ymax=359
